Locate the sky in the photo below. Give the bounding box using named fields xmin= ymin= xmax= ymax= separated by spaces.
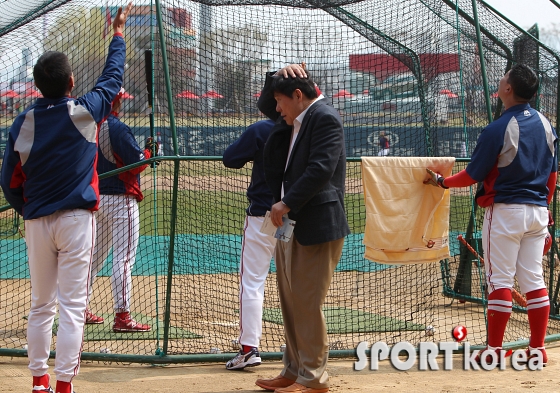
xmin=484 ymin=0 xmax=560 ymax=30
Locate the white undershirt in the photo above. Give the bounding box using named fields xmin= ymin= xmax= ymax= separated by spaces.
xmin=281 ymin=95 xmax=324 ymax=199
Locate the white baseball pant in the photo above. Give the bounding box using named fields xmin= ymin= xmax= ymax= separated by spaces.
xmin=483 ymin=203 xmax=548 ymax=294
xmin=90 ymin=194 xmax=139 ymax=313
xmin=238 ymin=215 xmax=277 ymax=348
xmin=25 ymin=209 xmax=95 ymax=382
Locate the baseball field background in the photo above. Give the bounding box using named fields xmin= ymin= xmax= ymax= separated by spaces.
xmin=0 ymin=0 xmax=560 ymax=364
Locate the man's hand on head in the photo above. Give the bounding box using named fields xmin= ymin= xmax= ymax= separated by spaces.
xmin=276 ymin=63 xmax=307 ymax=79
xmin=270 ymin=201 xmax=291 ymax=227
xmin=113 ymin=2 xmax=133 ymax=35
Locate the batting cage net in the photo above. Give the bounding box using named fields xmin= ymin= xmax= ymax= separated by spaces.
xmin=0 ymin=0 xmax=560 ymax=362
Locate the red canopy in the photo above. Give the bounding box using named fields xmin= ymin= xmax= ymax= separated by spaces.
xmin=0 ymin=89 xmax=18 ymax=98
xmin=176 ymin=90 xmax=199 ymax=99
xmin=201 ymin=90 xmax=224 ymax=98
xmin=22 ymin=89 xmax=42 ymax=98
xmin=333 ymin=90 xmax=354 ymax=98
xmin=440 ymin=90 xmax=458 ymax=98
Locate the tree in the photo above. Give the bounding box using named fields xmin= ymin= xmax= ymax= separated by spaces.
xmin=540 ymin=23 xmax=560 ymax=51
xmin=43 ymin=7 xmax=115 ymax=97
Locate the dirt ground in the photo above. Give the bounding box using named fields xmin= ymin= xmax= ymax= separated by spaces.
xmin=1 ymin=343 xmax=560 ymax=392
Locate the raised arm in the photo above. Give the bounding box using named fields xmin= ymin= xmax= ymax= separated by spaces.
xmin=77 ymin=3 xmax=132 ymax=123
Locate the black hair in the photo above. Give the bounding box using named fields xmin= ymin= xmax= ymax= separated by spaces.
xmin=507 ymin=64 xmax=539 ymax=101
xmin=33 ymin=51 xmax=73 ymax=99
xmin=270 ymin=72 xmax=318 ymax=100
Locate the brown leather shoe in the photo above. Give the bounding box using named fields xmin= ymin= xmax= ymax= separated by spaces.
xmin=255 ymin=375 xmax=295 ymax=391
xmin=275 ymin=383 xmax=329 ymax=393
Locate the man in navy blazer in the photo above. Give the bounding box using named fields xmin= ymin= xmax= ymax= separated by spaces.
xmin=255 ymin=64 xmax=350 ymax=393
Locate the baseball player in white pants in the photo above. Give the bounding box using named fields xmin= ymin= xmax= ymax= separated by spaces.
xmin=425 ymin=64 xmax=557 ymax=366
xmin=86 ymin=89 xmax=155 ymax=332
xmin=0 ymin=5 xmax=132 ymax=392
xmin=26 ymin=211 xmax=95 ymax=390
xmin=238 ymin=216 xmax=277 ymax=349
xmin=89 ymin=195 xmax=145 ymax=329
xmin=223 ymin=120 xmax=277 ymax=370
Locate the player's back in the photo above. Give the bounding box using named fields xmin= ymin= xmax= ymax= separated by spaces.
xmin=97 ymin=114 xmax=146 ymax=201
xmin=9 ymin=97 xmax=100 ymax=219
xmin=496 ymin=106 xmax=556 ymax=205
xmin=470 ymin=104 xmax=557 ymax=207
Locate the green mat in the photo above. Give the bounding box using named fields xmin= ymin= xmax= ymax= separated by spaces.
xmin=25 ymin=313 xmax=202 ymax=341
xmin=262 ymin=307 xmax=425 ymax=334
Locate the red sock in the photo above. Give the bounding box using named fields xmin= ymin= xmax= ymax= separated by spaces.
xmin=55 ymin=380 xmax=72 ymax=393
xmin=116 ymin=311 xmax=130 ymax=319
xmin=32 ymin=374 xmax=50 ymax=389
xmin=487 ymin=288 xmax=512 ymax=348
xmin=242 ymin=345 xmax=256 ymax=354
xmin=526 ymin=288 xmax=550 ymax=348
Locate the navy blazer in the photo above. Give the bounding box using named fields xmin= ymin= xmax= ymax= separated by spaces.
xmin=258 ymin=72 xmax=350 ymax=246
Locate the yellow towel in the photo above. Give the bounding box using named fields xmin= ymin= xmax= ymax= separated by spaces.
xmin=361 ymin=157 xmax=455 ymax=264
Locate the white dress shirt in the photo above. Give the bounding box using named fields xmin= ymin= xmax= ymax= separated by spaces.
xmin=281 ymin=94 xmax=324 ymax=199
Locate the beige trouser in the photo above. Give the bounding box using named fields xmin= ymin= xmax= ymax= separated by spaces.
xmin=275 ymin=236 xmax=344 ymax=389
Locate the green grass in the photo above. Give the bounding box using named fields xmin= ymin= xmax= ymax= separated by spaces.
xmin=139 ymin=189 xmax=247 ymax=236
xmin=139 ymin=189 xmax=367 ymax=236
xmin=0 ymin=184 xmax=488 ymax=239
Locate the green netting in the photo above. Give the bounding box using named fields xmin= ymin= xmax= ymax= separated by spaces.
xmin=0 ymin=0 xmax=559 ymax=362
xmin=22 ymin=313 xmax=202 ymax=341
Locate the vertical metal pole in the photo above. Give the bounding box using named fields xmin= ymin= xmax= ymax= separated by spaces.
xmin=471 ymin=0 xmax=493 ymax=123
xmin=154 ymin=0 xmax=179 ymax=356
xmin=198 ymin=4 xmax=212 ymax=93
xmin=147 ymin=0 xmax=163 ymax=355
xmin=550 ymin=182 xmax=558 ymax=310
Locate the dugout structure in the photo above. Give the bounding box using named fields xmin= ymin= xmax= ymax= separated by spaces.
xmin=0 ymin=0 xmax=560 ymax=363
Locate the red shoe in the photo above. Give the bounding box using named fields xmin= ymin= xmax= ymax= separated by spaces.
xmin=113 ymin=312 xmax=151 ymax=333
xmin=55 ymin=380 xmax=74 ymax=393
xmin=475 ymin=346 xmax=512 ymax=367
xmin=525 ymin=347 xmax=548 ymax=366
xmin=32 ymin=374 xmax=53 ymax=392
xmin=85 ymin=309 xmax=104 ymax=324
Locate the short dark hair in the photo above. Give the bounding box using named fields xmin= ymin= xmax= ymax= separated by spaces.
xmin=507 ymin=64 xmax=539 ymax=101
xmin=270 ymin=72 xmax=318 ymax=100
xmin=33 ymin=51 xmax=73 ymax=99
